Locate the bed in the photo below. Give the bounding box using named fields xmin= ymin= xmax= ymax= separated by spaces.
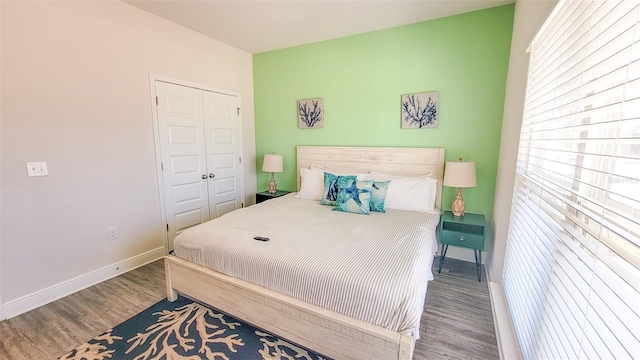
xmin=164 ymin=146 xmax=445 ymax=360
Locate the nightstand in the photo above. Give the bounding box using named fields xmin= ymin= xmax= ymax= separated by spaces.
xmin=256 ymin=190 xmax=291 ymax=204
xmin=438 ymin=210 xmax=486 ymax=282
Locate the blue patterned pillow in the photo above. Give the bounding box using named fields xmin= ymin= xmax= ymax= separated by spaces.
xmin=370 ymin=180 xmax=391 ymax=213
xmin=333 ymin=178 xmax=374 ymax=215
xmin=320 ymin=173 xmax=356 ymax=206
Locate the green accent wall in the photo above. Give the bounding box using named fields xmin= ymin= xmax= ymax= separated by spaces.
xmin=253 ymin=4 xmax=514 ymax=242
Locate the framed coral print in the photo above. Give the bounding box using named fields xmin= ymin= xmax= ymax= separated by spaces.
xmin=401 ymin=91 xmax=439 ymax=129
xmin=298 ymin=98 xmax=324 ymax=129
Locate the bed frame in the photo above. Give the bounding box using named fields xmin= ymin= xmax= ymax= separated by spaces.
xmin=165 ymin=146 xmax=445 ymax=360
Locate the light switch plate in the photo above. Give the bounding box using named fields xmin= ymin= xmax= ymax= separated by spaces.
xmin=26 ymin=162 xmax=48 ymax=177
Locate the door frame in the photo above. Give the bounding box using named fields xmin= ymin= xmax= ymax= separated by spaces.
xmin=149 ymin=74 xmax=245 ymax=254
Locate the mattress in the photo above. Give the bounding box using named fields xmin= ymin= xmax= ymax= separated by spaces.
xmin=173 ymin=193 xmax=439 ymax=336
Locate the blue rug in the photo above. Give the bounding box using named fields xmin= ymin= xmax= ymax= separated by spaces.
xmin=59 ymin=296 xmax=330 ymax=359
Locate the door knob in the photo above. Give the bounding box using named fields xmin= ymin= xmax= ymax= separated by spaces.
xmin=201 ymin=174 xmax=207 ymax=180
xmin=209 ymin=173 xmax=215 ymax=178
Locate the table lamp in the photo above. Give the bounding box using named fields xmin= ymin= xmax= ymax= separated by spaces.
xmin=262 ymin=153 xmax=283 ymax=194
xmin=443 ymin=157 xmax=477 ymax=217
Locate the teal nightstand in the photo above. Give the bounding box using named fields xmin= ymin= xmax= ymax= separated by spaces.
xmin=438 ymin=210 xmax=486 ymax=282
xmin=256 ymin=190 xmax=291 ymax=204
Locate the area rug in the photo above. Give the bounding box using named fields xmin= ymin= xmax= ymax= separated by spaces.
xmin=59 ymin=296 xmax=330 ymax=360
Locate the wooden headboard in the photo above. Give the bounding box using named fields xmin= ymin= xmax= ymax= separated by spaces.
xmin=296 ymin=146 xmax=445 ymax=210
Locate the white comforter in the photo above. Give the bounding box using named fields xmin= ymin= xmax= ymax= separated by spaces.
xmin=174 ymin=194 xmax=439 ymax=336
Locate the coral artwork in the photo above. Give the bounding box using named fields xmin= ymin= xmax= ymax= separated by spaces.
xmin=59 ymin=331 xmax=123 ymax=360
xmin=298 ymin=98 xmax=324 ymax=128
xmin=125 ymin=302 xmax=244 ymax=359
xmin=58 ymin=297 xmax=328 ymax=359
xmin=256 ymin=331 xmax=328 ymax=360
xmin=401 ymin=91 xmax=439 ymax=129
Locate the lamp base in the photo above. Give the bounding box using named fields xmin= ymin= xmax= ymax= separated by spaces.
xmin=451 ymin=187 xmax=466 ymax=217
xmin=268 ymin=172 xmax=277 ymax=195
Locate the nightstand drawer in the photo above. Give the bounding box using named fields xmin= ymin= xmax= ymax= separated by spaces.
xmin=440 ymin=230 xmax=484 ymax=250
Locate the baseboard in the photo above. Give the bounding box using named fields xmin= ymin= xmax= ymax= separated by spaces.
xmin=488 ymin=281 xmax=522 ymax=360
xmin=1 ymin=246 xmax=166 ymax=320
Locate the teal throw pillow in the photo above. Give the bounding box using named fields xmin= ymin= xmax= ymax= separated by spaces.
xmin=333 ymin=178 xmax=374 ymax=215
xmin=320 ymin=173 xmax=356 ymax=206
xmin=370 ymin=180 xmax=391 ymax=213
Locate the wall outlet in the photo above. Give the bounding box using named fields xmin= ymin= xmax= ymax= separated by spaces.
xmin=26 ymin=162 xmax=48 ymax=177
xmin=107 ymin=226 xmax=118 ymax=241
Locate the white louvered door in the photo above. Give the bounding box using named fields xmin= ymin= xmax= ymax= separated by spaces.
xmin=156 ymin=81 xmax=243 ymax=250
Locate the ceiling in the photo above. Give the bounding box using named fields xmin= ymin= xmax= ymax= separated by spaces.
xmin=124 ymin=0 xmax=513 ymax=54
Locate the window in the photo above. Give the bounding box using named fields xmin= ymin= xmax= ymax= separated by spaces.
xmin=503 ymin=0 xmax=640 ymax=358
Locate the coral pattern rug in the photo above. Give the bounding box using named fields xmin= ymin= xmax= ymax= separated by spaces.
xmin=59 ymin=296 xmax=329 ymax=360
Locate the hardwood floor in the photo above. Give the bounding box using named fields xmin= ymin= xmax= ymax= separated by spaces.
xmin=0 ymin=261 xmax=166 ymax=360
xmin=0 ymin=257 xmax=498 ymax=360
xmin=415 ymin=258 xmax=498 ymax=360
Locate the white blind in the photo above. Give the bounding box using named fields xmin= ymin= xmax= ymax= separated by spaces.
xmin=503 ymin=0 xmax=640 ymax=359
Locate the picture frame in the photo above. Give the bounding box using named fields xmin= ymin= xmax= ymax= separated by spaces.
xmin=298 ymin=98 xmax=324 ymax=129
xmin=401 ymin=91 xmax=439 ymax=129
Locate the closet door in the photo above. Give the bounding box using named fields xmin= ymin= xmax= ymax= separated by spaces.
xmin=202 ymin=90 xmax=244 ymax=218
xmin=156 ymin=81 xmax=210 ymax=250
xmin=155 ymin=80 xmax=245 ymax=251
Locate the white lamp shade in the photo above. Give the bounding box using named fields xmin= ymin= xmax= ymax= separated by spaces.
xmin=443 ymin=161 xmax=477 ymax=188
xmin=262 ymin=154 xmax=283 ymax=173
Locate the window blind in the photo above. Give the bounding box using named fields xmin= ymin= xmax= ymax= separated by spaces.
xmin=503 ymin=0 xmax=640 ymax=359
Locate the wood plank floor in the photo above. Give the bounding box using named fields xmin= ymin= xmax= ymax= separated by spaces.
xmin=0 ymin=257 xmax=498 ymax=360
xmin=416 ymin=258 xmax=498 ymax=360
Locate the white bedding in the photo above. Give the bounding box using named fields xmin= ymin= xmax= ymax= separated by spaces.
xmin=173 ymin=193 xmax=439 ymax=336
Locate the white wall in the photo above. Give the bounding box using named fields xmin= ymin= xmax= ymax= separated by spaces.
xmin=486 ymin=0 xmax=556 ymax=283
xmin=0 ymin=1 xmax=256 ymax=311
xmin=0 ymin=0 xmax=4 ymax=321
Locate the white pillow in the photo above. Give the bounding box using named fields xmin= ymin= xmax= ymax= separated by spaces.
xmin=296 ymin=167 xmax=325 ymax=200
xmin=370 ymin=172 xmax=438 ymax=213
xmin=370 ymin=170 xmax=433 ymax=180
xmin=311 ymin=166 xmax=372 ymax=180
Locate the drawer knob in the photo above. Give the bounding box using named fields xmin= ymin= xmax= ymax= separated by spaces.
xmin=459 ymin=236 xmax=465 ymax=241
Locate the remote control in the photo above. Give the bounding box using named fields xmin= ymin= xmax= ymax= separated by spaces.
xmin=253 ymin=236 xmax=270 ymax=242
